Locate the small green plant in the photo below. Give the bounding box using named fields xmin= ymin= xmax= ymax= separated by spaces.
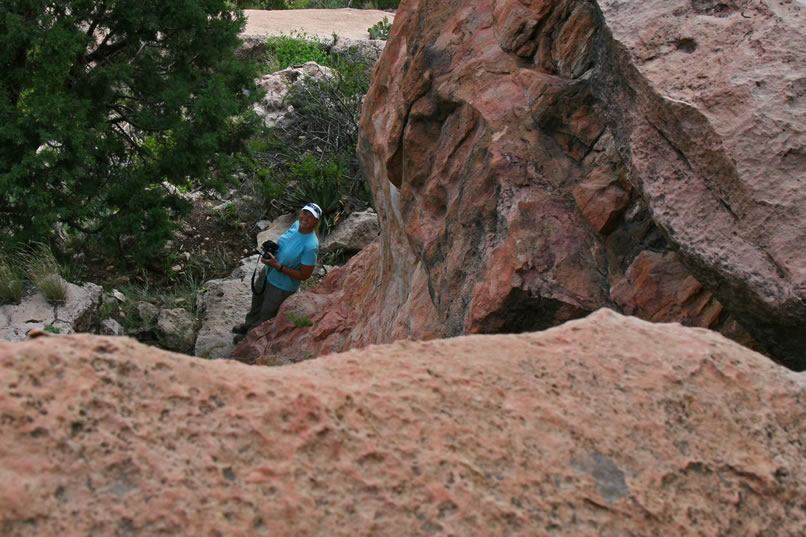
xmin=20 ymin=243 xmax=68 ymax=304
xmin=286 ymin=311 xmax=313 ymax=328
xmin=0 ymin=252 xmax=25 ymax=304
xmin=320 ymin=247 xmax=350 ymax=266
xmin=43 ymin=324 xmax=61 ymax=334
xmin=211 ymin=203 xmax=242 ymax=228
xmin=263 ymin=32 xmax=330 ymax=72
xmin=368 ymin=17 xmax=392 ymax=40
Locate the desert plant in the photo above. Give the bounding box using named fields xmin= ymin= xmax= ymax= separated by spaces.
xmin=276 ymin=153 xmax=348 ymax=234
xmin=0 ymin=252 xmax=25 ymax=304
xmin=263 ymin=32 xmax=331 ymax=72
xmin=368 ymin=16 xmax=392 ymax=40
xmin=286 ymin=311 xmax=313 ymax=327
xmin=20 ymin=244 xmax=68 ymax=304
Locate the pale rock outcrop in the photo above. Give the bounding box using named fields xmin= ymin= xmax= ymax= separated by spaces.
xmin=254 ymin=62 xmax=334 ymax=128
xmin=0 ymin=281 xmax=102 ymax=341
xmin=330 ymin=36 xmax=387 ymax=62
xmin=255 ymin=212 xmax=298 ymax=250
xmin=243 ymin=0 xmax=805 ymax=369
xmin=155 ymin=308 xmax=196 ymax=353
xmin=135 ymin=301 xmax=159 ymax=327
xmin=2 ymin=310 xmax=805 ymax=535
xmin=98 ymin=318 xmax=124 ymax=336
xmin=320 ymin=209 xmax=380 ymax=255
xmin=193 ymin=256 xmax=259 ymax=359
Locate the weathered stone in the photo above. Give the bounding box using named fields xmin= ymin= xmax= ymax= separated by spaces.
xmin=255 ymin=212 xmax=298 ymax=252
xmin=3 ymin=310 xmax=806 ymax=535
xmin=0 ymin=282 xmax=102 ymax=341
xmin=155 ymin=308 xmax=195 ymax=353
xmin=194 ymin=256 xmax=257 ymax=359
xmin=320 ymin=210 xmax=380 ymax=255
xmin=254 ymin=62 xmax=334 ymax=128
xmin=98 ymin=318 xmax=124 ymax=336
xmin=135 ymin=301 xmax=159 ymax=327
xmin=330 ymin=37 xmax=386 ymax=62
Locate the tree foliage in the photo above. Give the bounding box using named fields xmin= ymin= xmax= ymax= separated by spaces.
xmin=0 ymin=0 xmax=261 ymax=264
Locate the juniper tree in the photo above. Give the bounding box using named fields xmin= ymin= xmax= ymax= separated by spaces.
xmin=0 ymin=0 xmax=261 ymax=263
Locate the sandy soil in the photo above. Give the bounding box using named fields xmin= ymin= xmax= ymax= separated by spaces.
xmin=242 ymin=8 xmax=395 ymax=41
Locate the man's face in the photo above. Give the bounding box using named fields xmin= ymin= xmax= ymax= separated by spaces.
xmin=299 ymin=210 xmax=318 ymax=232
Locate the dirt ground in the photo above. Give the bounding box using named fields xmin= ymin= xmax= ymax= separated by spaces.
xmin=242 ymin=8 xmax=395 ymax=41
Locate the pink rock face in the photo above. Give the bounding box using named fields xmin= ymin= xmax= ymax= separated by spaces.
xmin=240 ymin=0 xmax=805 ymax=370
xmin=2 ymin=310 xmax=805 ymax=535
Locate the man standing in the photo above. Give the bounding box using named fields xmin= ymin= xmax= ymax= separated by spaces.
xmin=233 ymin=202 xmax=321 ymax=343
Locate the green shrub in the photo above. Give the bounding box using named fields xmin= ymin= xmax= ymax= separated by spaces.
xmin=0 ymin=253 xmax=25 ymax=304
xmin=368 ymin=17 xmax=392 ymax=40
xmin=263 ymin=32 xmax=331 ymax=72
xmin=20 ymin=244 xmax=68 ymax=304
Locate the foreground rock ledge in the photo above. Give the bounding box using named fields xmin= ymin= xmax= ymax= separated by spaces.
xmin=2 ymin=310 xmax=805 ymax=536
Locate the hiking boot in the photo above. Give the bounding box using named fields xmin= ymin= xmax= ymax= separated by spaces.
xmin=232 ymin=323 xmax=248 ymax=335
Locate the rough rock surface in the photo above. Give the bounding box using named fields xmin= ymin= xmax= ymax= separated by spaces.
xmin=244 ymin=0 xmax=805 ymax=369
xmin=255 ymin=212 xmax=298 ymax=250
xmin=0 ymin=282 xmax=102 ymax=341
xmin=320 ymin=209 xmax=380 ymax=255
xmin=98 ymin=318 xmax=124 ymax=337
xmin=2 ymin=310 xmax=805 ymax=536
xmin=194 ymin=256 xmax=258 ymax=359
xmin=154 ymin=308 xmax=196 ymax=353
xmin=330 ymin=37 xmax=387 ymax=62
xmin=254 ymin=62 xmax=334 ymax=128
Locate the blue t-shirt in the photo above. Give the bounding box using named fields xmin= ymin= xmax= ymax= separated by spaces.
xmin=267 ymin=220 xmax=319 ymax=292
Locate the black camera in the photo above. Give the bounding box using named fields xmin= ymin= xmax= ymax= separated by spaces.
xmin=261 ymin=239 xmax=278 ymax=260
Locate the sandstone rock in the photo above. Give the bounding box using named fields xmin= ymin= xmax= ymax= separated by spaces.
xmin=155 ymin=308 xmax=196 ymax=353
xmin=254 ymin=62 xmax=334 ymax=128
xmin=330 ymin=36 xmax=386 ymax=62
xmin=135 ymin=301 xmax=159 ymax=327
xmin=98 ymin=318 xmax=124 ymax=336
xmin=194 ymin=256 xmax=258 ymax=359
xmin=239 ymin=0 xmax=804 ymax=368
xmin=320 ymin=209 xmax=380 ymax=255
xmin=0 ymin=282 xmax=102 ymax=342
xmin=3 ymin=310 xmax=806 ymax=535
xmin=255 ymin=212 xmax=298 ymax=252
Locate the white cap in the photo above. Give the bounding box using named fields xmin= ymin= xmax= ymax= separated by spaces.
xmin=302 ymin=202 xmax=322 ymax=220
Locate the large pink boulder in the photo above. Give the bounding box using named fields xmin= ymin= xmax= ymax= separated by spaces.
xmin=235 ymin=0 xmax=805 ymax=369
xmin=3 ymin=310 xmax=806 ymax=535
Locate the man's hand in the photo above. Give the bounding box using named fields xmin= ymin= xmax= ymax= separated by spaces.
xmin=261 ymin=252 xmax=280 ymax=269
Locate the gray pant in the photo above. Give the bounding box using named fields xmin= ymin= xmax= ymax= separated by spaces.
xmin=244 ymin=267 xmax=294 ymax=333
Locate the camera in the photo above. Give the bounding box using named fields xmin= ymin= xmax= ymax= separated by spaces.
xmin=261 ymin=239 xmax=278 ymax=260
